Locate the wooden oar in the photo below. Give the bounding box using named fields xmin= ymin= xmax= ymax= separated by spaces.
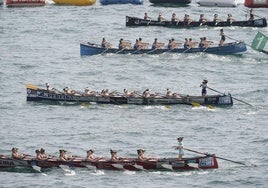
xmin=184 ymin=148 xmax=246 ymax=166
xmin=206 ymin=87 xmax=253 ymax=106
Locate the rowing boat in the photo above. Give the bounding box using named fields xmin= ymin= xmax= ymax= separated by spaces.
xmin=26 ymin=84 xmax=233 ymax=106
xmin=126 ymin=16 xmax=267 ymax=28
xmin=149 ymin=0 xmax=191 ymax=4
xmin=0 ymin=154 xmax=218 ymax=171
xmin=6 ymin=0 xmax=46 ymax=7
xmin=100 ymin=0 xmax=143 ymax=5
xmin=196 ymin=0 xmax=237 ymax=7
xmin=245 ymin=0 xmax=268 ymax=8
xmin=52 ymin=0 xmax=96 ymax=6
xmin=80 ymin=41 xmax=246 ymax=56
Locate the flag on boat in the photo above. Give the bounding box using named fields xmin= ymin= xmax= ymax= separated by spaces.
xmin=251 ymin=32 xmax=268 ymax=51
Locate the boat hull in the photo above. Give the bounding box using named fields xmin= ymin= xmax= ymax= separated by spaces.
xmin=0 ymin=155 xmax=219 ymax=171
xmin=6 ymin=0 xmax=46 ymax=7
xmin=149 ymin=0 xmax=191 ymax=4
xmin=126 ymin=16 xmax=267 ymax=28
xmin=26 ymin=85 xmax=233 ymax=106
xmin=52 ymin=0 xmax=96 ymax=6
xmin=100 ymin=0 xmax=143 ymax=4
xmin=245 ymin=0 xmax=268 ymax=8
xmin=196 ymin=0 xmax=237 ymax=7
xmin=80 ymin=41 xmax=247 ymax=56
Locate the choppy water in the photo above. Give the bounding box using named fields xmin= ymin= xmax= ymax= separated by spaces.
xmin=0 ymin=1 xmax=268 ymax=188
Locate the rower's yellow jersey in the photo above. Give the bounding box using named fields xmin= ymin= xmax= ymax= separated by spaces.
xmin=53 ymin=0 xmax=96 ymax=6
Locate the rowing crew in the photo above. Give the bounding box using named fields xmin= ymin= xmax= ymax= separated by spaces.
xmin=144 ymin=11 xmax=254 ymax=23
xmin=10 ymin=137 xmax=185 ymax=162
xmin=101 ymin=36 xmax=216 ymax=50
xmin=44 ymin=84 xmax=184 ymax=98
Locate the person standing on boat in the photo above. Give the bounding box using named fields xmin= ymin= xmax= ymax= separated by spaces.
xmin=45 ymin=83 xmax=50 ymax=91
xmin=174 ymin=137 xmax=184 ymax=160
xmin=219 ymin=29 xmax=226 ymax=46
xmin=144 ymin=13 xmax=151 ymax=20
xmin=200 ymin=80 xmax=208 ymax=97
xmin=248 ymin=9 xmax=254 ymax=21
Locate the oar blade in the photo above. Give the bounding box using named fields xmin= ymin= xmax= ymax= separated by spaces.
xmin=25 ymin=83 xmax=39 ymax=90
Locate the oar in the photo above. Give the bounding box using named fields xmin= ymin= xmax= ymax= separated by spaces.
xmin=183 ymin=47 xmax=191 ymax=53
xmin=32 ymin=165 xmax=48 ymax=176
xmin=242 ymin=9 xmax=264 ymax=19
xmin=206 ymin=87 xmax=253 ymax=106
xmin=115 ymin=49 xmax=125 ymax=54
xmin=184 ymin=148 xmax=246 ymax=166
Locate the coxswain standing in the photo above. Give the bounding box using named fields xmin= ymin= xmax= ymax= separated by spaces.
xmin=248 ymin=9 xmax=254 ymax=21
xmin=219 ymin=29 xmax=226 ymax=46
xmin=174 ymin=137 xmax=184 ymax=160
xmin=200 ymin=79 xmax=208 ymax=97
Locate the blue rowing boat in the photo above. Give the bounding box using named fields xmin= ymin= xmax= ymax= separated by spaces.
xmin=80 ymin=41 xmax=247 ymax=56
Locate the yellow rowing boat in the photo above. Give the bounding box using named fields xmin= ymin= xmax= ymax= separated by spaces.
xmin=53 ymin=0 xmax=96 ymax=6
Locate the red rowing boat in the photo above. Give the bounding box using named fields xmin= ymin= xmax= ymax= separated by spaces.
xmin=6 ymin=0 xmax=46 ymax=7
xmin=245 ymin=0 xmax=268 ymax=8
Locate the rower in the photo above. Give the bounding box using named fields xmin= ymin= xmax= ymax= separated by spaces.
xmin=86 ymin=149 xmax=101 ymax=161
xmin=152 ymin=38 xmax=165 ymax=49
xmin=171 ymin=13 xmax=179 ymax=22
xmin=183 ymin=14 xmax=192 ymax=24
xmin=118 ymin=38 xmax=131 ymax=50
xmin=169 ymin=38 xmax=181 ymax=49
xmin=35 ymin=149 xmax=43 ymax=160
xmin=144 ymin=12 xmax=151 ymax=20
xmin=158 ymin=13 xmax=167 ymax=22
xmin=138 ymin=38 xmax=149 ymax=49
xmin=110 ymin=149 xmax=120 ymax=161
xmin=137 ymin=149 xmax=147 ymax=161
xmin=11 ymin=148 xmax=26 ymax=159
xmin=101 ymin=89 xmax=110 ymax=97
xmin=59 ymin=150 xmax=75 ymax=161
xmin=142 ymin=89 xmax=150 ymax=98
xmin=227 ymin=14 xmax=235 ymax=23
xmin=200 ymin=79 xmax=208 ymax=97
xmin=188 ymin=38 xmax=197 ymax=48
xmin=213 ymin=14 xmax=221 ymax=23
xmin=166 ymin=88 xmax=172 ymax=97
xmin=101 ymin=37 xmax=111 ymax=48
xmin=199 ymin=14 xmax=208 ymax=23
xmin=174 ymin=137 xmax=184 ymax=160
xmin=40 ymin=148 xmax=48 ymax=159
xmin=184 ymin=38 xmax=189 ymax=49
